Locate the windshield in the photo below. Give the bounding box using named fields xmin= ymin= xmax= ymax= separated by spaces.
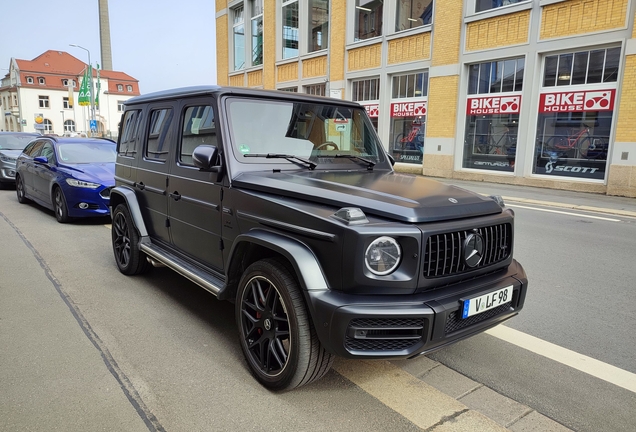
xmin=226 ymin=98 xmax=384 ymax=168
xmin=57 ymin=143 xmax=116 ymax=164
xmin=0 ymin=134 xmax=37 ymax=150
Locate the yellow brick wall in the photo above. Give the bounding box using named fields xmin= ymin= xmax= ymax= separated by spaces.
xmin=466 ymin=10 xmax=530 ymax=51
xmin=229 ymin=74 xmax=245 ymax=87
xmin=426 ymin=76 xmax=459 ymax=138
xmin=615 ymin=55 xmax=636 ymax=142
xmin=388 ymin=32 xmax=431 ymax=64
xmin=216 ymin=15 xmax=229 ymax=86
xmin=347 ymin=44 xmax=382 ymax=71
xmin=540 ymin=0 xmax=628 ymax=39
xmin=277 ymin=62 xmax=299 ymax=82
xmin=431 ymin=0 xmax=462 ymax=66
xmin=302 ymin=56 xmax=328 ymax=78
xmin=263 ymin=0 xmax=276 ymax=89
xmin=247 ymin=70 xmax=263 ymax=87
xmin=329 ymin=0 xmax=346 ymax=82
xmin=216 ymin=0 xmax=227 ymax=11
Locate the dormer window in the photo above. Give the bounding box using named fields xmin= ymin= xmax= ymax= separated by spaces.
xmin=127 ymin=85 xmax=133 ymax=92
xmin=38 ymin=77 xmax=45 ymax=85
xmin=117 ymin=84 xmax=123 ymax=91
xmin=26 ymin=77 xmax=34 ymax=84
xmin=63 ymin=79 xmax=68 ymax=86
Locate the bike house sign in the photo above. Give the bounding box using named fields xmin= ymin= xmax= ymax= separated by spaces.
xmin=363 ymin=104 xmax=379 ymax=118
xmin=539 ymin=89 xmax=615 ymax=113
xmin=391 ymin=101 xmax=427 ymax=117
xmin=466 ymin=95 xmax=521 ymax=115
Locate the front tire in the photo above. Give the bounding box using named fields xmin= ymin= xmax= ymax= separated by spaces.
xmin=53 ymin=186 xmax=70 ymax=223
xmin=111 ymin=204 xmax=151 ymax=275
xmin=236 ymin=259 xmax=334 ymax=391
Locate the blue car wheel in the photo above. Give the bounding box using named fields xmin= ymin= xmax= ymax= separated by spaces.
xmin=53 ymin=186 xmax=70 ymax=223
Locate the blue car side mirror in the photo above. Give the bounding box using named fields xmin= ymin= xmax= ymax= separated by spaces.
xmin=34 ymin=156 xmax=49 ymax=164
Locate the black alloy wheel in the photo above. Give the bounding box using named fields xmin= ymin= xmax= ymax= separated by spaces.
xmin=53 ymin=187 xmax=70 ymax=223
xmin=236 ymin=259 xmax=334 ymax=391
xmin=16 ymin=175 xmax=29 ymax=204
xmin=111 ymin=204 xmax=151 ymax=275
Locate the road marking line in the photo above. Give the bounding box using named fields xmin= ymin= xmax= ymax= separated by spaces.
xmin=486 ymin=325 xmax=636 ymax=394
xmin=507 ymin=204 xmax=621 ymax=222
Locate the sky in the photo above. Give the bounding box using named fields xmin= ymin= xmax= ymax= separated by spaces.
xmin=0 ymin=0 xmax=218 ymax=94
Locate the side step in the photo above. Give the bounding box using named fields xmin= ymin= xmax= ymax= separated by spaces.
xmin=140 ymin=242 xmax=227 ymax=298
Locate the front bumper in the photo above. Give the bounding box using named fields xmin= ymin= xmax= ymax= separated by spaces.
xmin=305 ymin=260 xmax=527 ymax=359
xmin=0 ymin=163 xmax=17 ymax=182
xmin=63 ymin=184 xmax=112 ymax=218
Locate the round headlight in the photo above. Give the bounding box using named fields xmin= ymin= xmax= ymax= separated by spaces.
xmin=364 ymin=236 xmax=401 ymax=276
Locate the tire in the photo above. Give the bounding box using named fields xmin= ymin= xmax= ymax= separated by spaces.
xmin=53 ymin=186 xmax=70 ymax=223
xmin=236 ymin=258 xmax=334 ymax=391
xmin=111 ymin=204 xmax=151 ymax=275
xmin=16 ymin=175 xmax=30 ymax=204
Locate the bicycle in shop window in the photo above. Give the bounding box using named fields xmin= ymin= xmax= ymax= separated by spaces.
xmin=473 ymin=123 xmax=515 ymax=155
xmin=542 ymin=124 xmax=608 ymax=159
xmin=394 ymin=119 xmax=425 ymax=153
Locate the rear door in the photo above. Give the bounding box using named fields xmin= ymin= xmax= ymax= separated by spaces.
xmin=32 ymin=141 xmax=57 ymax=204
xmin=20 ymin=140 xmax=45 ymax=197
xmin=135 ymin=104 xmax=175 ymax=246
xmin=167 ymin=99 xmax=224 ymax=271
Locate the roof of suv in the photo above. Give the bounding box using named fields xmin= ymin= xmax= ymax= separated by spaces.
xmin=125 ymin=85 xmax=363 ymax=108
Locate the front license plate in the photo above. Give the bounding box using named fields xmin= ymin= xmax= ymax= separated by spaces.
xmin=461 ymin=285 xmax=513 ymax=319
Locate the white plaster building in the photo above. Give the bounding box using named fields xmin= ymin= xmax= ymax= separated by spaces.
xmin=0 ymin=50 xmax=139 ymax=138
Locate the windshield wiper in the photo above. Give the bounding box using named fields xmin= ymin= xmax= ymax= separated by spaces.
xmin=243 ymin=153 xmax=317 ymax=170
xmin=334 ymin=154 xmax=376 ymax=170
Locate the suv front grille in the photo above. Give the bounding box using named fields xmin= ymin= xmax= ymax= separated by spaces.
xmin=423 ymin=223 xmax=512 ymax=278
xmin=344 ymin=318 xmax=426 ymax=352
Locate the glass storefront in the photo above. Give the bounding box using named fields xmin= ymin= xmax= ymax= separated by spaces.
xmin=352 ymin=78 xmax=380 ymax=131
xmin=389 ymin=72 xmax=428 ymax=164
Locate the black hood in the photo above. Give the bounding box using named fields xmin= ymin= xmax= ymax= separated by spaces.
xmin=232 ymin=170 xmax=502 ymax=223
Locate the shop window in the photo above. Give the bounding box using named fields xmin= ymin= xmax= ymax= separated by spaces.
xmin=468 ymin=57 xmax=524 ymax=95
xmin=543 ymin=47 xmax=620 ymax=87
xmin=389 ymin=72 xmax=428 ymax=164
xmin=304 ymin=83 xmax=326 ymax=96
xmin=233 ymin=6 xmax=246 ymax=70
xmin=39 ymin=95 xmax=49 ymax=108
xmin=533 ymin=90 xmax=615 ymax=180
xmin=308 ymin=0 xmax=329 ymax=52
xmin=352 ymin=78 xmax=380 ymax=131
xmin=251 ymin=0 xmax=263 ymax=66
xmin=396 ymin=0 xmax=433 ymax=32
xmin=354 ymin=0 xmax=383 ymax=41
xmin=282 ymin=0 xmax=299 ymax=59
xmin=475 ymin=0 xmax=529 ymax=13
xmin=278 ymin=87 xmax=298 ymax=92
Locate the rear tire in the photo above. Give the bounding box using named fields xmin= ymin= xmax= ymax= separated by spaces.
xmin=236 ymin=258 xmax=334 ymax=391
xmin=111 ymin=204 xmax=151 ymax=275
xmin=16 ymin=175 xmax=30 ymax=204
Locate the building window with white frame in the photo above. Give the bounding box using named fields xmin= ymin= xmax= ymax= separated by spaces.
xmin=233 ymin=5 xmax=246 ymax=70
xmin=389 ymin=72 xmax=428 ymax=164
xmin=64 ymin=120 xmax=76 ymax=133
xmin=308 ymin=0 xmax=329 ymax=53
xmin=475 ymin=0 xmax=528 ymax=13
xmin=63 ymin=97 xmax=73 ymax=109
xmin=26 ymin=77 xmax=34 ymax=84
xmin=39 ymin=95 xmax=50 ymax=108
xmin=282 ymin=0 xmax=299 ymax=59
xmin=118 ymin=100 xmax=125 ymax=112
xmin=117 ymin=84 xmax=123 ymax=91
xmin=352 ymin=77 xmax=380 ymax=131
xmin=542 ymin=47 xmax=620 ymax=87
xmin=396 ymin=0 xmax=433 ymax=32
xmin=304 ymin=83 xmax=326 ymax=96
xmin=38 ymin=77 xmax=45 ymax=85
xmin=355 ymin=0 xmax=383 ymax=41
xmin=43 ymin=119 xmax=53 ymax=133
xmin=127 ymin=85 xmax=133 ymax=92
xmin=251 ymin=0 xmax=264 ymax=66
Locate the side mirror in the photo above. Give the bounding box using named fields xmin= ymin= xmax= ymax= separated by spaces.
xmin=192 ymin=145 xmax=220 ymax=172
xmin=34 ymin=156 xmax=49 ymax=164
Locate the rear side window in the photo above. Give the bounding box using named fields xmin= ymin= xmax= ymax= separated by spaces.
xmin=118 ymin=109 xmax=142 ymax=157
xmin=145 ymin=108 xmax=173 ymax=161
xmin=179 ymin=105 xmax=217 ymax=166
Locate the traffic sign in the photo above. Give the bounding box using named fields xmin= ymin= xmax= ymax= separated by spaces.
xmin=90 ymin=120 xmax=97 ymax=131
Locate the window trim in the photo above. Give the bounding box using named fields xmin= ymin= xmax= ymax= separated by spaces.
xmin=464 ymin=0 xmax=532 ymax=23
xmin=26 ymin=76 xmax=34 ymax=84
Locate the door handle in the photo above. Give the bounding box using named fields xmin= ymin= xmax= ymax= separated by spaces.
xmin=169 ymin=191 xmax=181 ymax=201
xmin=136 ymin=182 xmax=145 ymax=190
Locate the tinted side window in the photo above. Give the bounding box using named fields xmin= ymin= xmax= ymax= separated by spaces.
xmin=26 ymin=141 xmax=45 ymax=157
xmin=118 ymin=109 xmax=142 ymax=157
xmin=180 ymin=105 xmax=217 ymax=166
xmin=145 ymin=108 xmax=173 ymax=161
xmin=40 ymin=142 xmax=56 ymax=163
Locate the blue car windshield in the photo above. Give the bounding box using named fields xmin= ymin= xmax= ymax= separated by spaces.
xmin=58 ymin=143 xmax=116 ymax=164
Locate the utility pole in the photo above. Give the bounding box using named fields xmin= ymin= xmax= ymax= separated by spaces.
xmin=69 ymin=44 xmax=96 ymax=136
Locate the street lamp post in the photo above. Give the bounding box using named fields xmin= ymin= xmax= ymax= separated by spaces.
xmin=69 ymin=44 xmax=96 ymax=135
xmin=60 ymin=110 xmax=65 ymax=135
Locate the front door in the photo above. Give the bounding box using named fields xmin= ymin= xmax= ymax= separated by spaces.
xmin=33 ymin=141 xmax=57 ymax=204
xmin=167 ymin=102 xmax=224 ymax=271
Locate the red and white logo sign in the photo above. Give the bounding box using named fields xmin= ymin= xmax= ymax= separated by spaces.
xmin=539 ymin=89 xmax=615 ymax=113
xmin=466 ymin=95 xmax=521 ymax=115
xmin=391 ymin=101 xmax=427 ymax=117
xmin=363 ymin=104 xmax=379 ymax=118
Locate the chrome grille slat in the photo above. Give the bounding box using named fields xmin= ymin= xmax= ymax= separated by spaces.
xmin=423 ymin=223 xmax=512 ymax=278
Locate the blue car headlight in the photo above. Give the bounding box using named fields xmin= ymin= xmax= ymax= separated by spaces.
xmin=66 ymin=178 xmax=100 ymax=189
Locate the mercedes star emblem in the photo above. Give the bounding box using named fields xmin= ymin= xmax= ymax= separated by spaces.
xmin=463 ymin=233 xmax=484 ymax=267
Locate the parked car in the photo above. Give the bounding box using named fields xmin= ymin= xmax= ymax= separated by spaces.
xmin=110 ymin=86 xmax=528 ymax=391
xmin=15 ymin=136 xmax=116 ymax=222
xmin=0 ymin=132 xmax=40 ymax=188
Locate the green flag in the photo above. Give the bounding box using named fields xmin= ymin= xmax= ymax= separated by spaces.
xmin=95 ymin=63 xmax=100 ymax=109
xmin=78 ymin=66 xmax=90 ymax=106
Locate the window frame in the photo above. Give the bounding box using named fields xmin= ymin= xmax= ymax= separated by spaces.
xmin=307 ymin=0 xmax=329 ymax=53
xmin=394 ymin=0 xmax=434 ymax=33
xmin=232 ymin=4 xmax=246 ymax=71
xmin=39 ymin=95 xmax=50 ymax=109
xmin=541 ymin=47 xmax=621 ymax=88
xmin=63 ymin=97 xmax=73 ymax=109
xmin=282 ymin=0 xmax=300 ymax=60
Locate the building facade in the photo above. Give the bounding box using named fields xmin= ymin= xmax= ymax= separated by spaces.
xmin=0 ymin=50 xmax=139 ymax=138
xmin=215 ymin=0 xmax=636 ymax=198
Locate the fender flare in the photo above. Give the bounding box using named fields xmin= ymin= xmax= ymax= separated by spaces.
xmin=227 ymin=229 xmax=329 ymax=292
xmin=109 ymin=186 xmax=148 ymax=238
